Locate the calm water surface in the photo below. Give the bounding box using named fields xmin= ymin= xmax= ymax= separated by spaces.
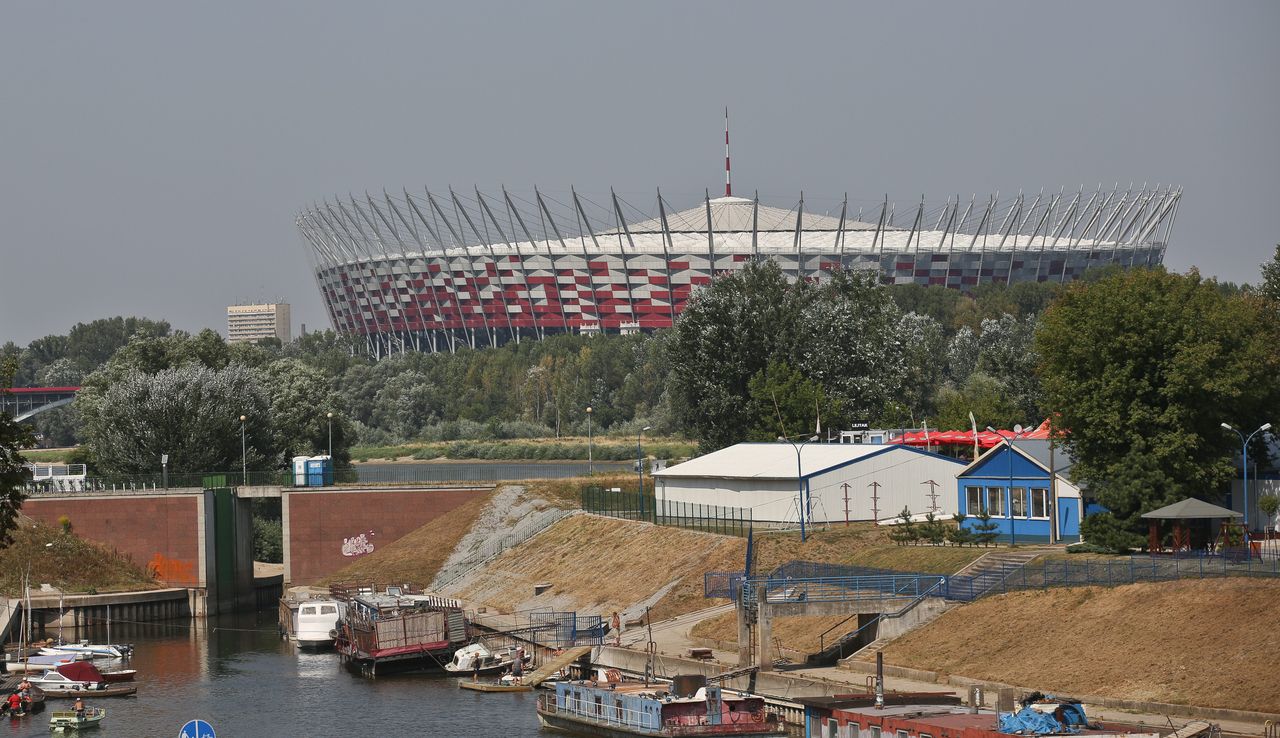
xmin=12 ymin=611 xmax=542 ymax=738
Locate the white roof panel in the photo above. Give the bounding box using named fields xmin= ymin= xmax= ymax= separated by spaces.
xmin=654 ymin=443 xmax=934 ymax=481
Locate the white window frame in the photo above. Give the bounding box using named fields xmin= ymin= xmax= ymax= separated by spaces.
xmin=826 ymin=718 xmax=839 ymax=738
xmin=1029 ymin=488 xmax=1049 ymax=519
xmin=985 ymin=487 xmax=1005 ymax=517
xmin=870 ymin=726 xmax=881 ymax=738
xmin=1010 ymin=487 xmax=1027 ymax=518
xmin=965 ymin=486 xmax=982 ymax=516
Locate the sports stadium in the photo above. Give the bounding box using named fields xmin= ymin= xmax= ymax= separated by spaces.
xmin=297 ymin=184 xmax=1179 ymax=355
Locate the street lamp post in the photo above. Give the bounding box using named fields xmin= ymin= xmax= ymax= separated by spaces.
xmin=239 ymin=415 xmax=247 ymax=486
xmin=1222 ymin=422 xmax=1272 ymax=541
xmin=327 ymin=412 xmax=334 ymax=458
xmin=987 ymin=426 xmax=1022 ymax=547
xmin=586 ymin=406 xmax=593 ymax=475
xmin=779 ymin=434 xmax=820 ymax=542
xmin=636 ymin=426 xmax=651 ymax=520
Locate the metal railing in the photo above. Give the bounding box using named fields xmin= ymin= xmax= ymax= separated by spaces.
xmin=741 ymin=574 xmax=947 ymax=605
xmin=582 ymin=486 xmax=752 ymax=537
xmin=945 ymin=552 xmax=1280 ymax=601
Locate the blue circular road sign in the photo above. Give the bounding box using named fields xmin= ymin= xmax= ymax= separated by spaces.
xmin=179 ymin=720 xmax=216 ymax=738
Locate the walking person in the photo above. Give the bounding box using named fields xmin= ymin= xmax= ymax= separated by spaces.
xmin=611 ymin=611 xmax=622 ymax=647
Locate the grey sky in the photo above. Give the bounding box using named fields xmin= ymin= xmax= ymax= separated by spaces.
xmin=2 ymin=1 xmax=1277 ymax=346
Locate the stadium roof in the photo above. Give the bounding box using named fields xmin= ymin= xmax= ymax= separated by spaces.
xmin=617 ymin=196 xmax=884 ymax=234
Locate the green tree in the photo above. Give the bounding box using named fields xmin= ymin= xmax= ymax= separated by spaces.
xmin=933 ymin=373 xmax=1026 ymax=433
xmin=78 ymin=363 xmax=272 ymax=474
xmin=970 ymin=509 xmax=999 ymax=547
xmin=1260 ymin=244 xmax=1280 ymax=305
xmin=0 ymin=361 xmax=33 ymax=545
xmin=263 ymin=358 xmax=352 ymax=466
xmin=888 ymin=507 xmax=919 ymax=545
xmin=1036 ymin=268 xmax=1280 ymax=535
xmin=745 ymin=362 xmax=839 ymax=441
xmin=947 ymin=514 xmax=974 ymax=546
xmin=919 ymin=511 xmax=948 ymax=545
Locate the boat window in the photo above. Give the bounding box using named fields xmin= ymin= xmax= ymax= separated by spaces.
xmin=869 ymin=727 xmax=881 ymax=738
xmin=896 ymin=730 xmax=909 ymax=738
xmin=847 ymin=723 xmax=861 ymax=738
xmin=826 ymin=718 xmax=839 ymax=738
xmin=921 ymin=733 xmax=933 ymax=738
xmin=320 ymin=605 xmax=337 ymax=614
xmin=301 ymin=606 xmax=315 ymax=615
xmin=615 ymin=699 xmax=623 ymax=722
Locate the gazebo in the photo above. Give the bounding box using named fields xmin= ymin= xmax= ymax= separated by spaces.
xmin=1140 ymin=498 xmax=1242 ymax=552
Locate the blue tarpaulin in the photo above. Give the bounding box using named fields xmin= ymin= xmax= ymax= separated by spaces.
xmin=998 ymin=702 xmax=1088 ymax=734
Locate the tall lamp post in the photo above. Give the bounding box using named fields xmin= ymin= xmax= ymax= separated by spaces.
xmin=1222 ymin=422 xmax=1272 ymax=541
xmin=239 ymin=415 xmax=247 ymax=486
xmin=987 ymin=426 xmax=1023 ymax=546
xmin=326 ymin=412 xmax=334 ymax=458
xmin=778 ymin=434 xmax=819 ymax=542
xmin=586 ymin=406 xmax=593 ymax=475
xmin=636 ymin=426 xmax=651 ymax=519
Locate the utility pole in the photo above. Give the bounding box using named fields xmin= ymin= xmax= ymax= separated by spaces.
xmin=841 ymin=482 xmax=852 ymax=526
xmin=869 ymin=482 xmax=882 ymax=523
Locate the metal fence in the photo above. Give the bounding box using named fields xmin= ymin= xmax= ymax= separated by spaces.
xmin=945 ymin=551 xmax=1280 ymax=601
xmin=580 ymin=486 xmax=752 ymax=537
xmin=523 ymin=611 xmax=605 ymax=648
xmin=23 ymin=470 xmax=291 ymax=494
xmin=741 ymin=573 xmax=947 ymax=605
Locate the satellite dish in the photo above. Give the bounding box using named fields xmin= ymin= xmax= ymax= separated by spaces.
xmin=1013 ymin=424 xmax=1024 ymax=434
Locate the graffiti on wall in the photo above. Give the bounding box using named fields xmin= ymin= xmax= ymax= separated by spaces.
xmin=341 ymin=531 xmax=376 ymax=557
xmin=148 ymin=553 xmax=197 ymax=585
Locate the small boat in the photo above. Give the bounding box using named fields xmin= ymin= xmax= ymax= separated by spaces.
xmin=3 ymin=654 xmax=90 ymax=673
xmin=28 ymin=664 xmax=138 ymax=697
xmin=49 ymin=707 xmax=105 ymax=731
xmin=536 ymin=678 xmax=785 ymax=737
xmin=39 ymin=642 xmax=131 ymax=660
xmin=0 ymin=686 xmax=46 ymax=717
xmin=285 ymin=599 xmax=342 ymax=650
xmin=444 ymin=642 xmax=529 ymax=676
xmin=99 ymin=670 xmax=136 ymax=683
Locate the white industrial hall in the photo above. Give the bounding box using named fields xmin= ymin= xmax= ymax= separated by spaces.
xmin=651 ymin=443 xmax=966 ymax=524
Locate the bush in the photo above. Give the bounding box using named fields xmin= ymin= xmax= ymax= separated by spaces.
xmin=1065 ymin=542 xmax=1114 ymax=555
xmin=970 ymin=510 xmax=999 ymax=547
xmin=253 ymin=517 xmax=282 ymax=563
xmin=947 ymin=514 xmax=974 ymax=546
xmin=887 ymin=507 xmax=919 ymax=545
xmin=58 ymin=516 xmax=72 ymax=534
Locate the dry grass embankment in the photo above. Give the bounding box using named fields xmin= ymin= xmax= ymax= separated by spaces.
xmin=444 ymin=515 xmax=746 ymax=620
xmin=320 ymin=490 xmax=496 ymax=588
xmin=0 ymin=519 xmax=155 ymax=595
xmin=753 ymin=523 xmax=989 ymax=575
xmin=880 ymin=578 xmax=1280 ymax=712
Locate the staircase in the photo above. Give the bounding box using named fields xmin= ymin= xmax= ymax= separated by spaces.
xmin=944 ymin=548 xmax=1054 ymax=602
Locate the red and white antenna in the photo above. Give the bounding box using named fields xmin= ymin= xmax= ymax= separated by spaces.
xmin=724 ymin=107 xmax=732 ymax=198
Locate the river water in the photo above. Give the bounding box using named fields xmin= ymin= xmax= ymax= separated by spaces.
xmin=12 ymin=612 xmax=543 ymax=738
xmin=354 ymin=460 xmax=632 ymax=484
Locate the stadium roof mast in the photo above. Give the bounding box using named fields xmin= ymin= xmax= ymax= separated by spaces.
xmin=724 ymin=107 xmax=732 ymax=198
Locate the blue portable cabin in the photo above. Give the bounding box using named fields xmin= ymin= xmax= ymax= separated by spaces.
xmin=956 ymin=440 xmax=1082 ymax=544
xmin=306 ymin=455 xmax=333 ymax=487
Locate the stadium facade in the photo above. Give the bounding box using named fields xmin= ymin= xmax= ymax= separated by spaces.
xmin=297 ymin=185 xmax=1180 ymax=355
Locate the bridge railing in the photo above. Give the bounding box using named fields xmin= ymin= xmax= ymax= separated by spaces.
xmin=22 ymin=470 xmax=292 ymax=494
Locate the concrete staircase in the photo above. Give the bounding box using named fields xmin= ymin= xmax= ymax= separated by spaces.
xmin=944 ymin=547 xmax=1056 ymax=602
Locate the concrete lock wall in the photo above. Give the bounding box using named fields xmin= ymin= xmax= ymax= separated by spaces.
xmin=282 ymin=487 xmax=485 ymax=585
xmin=23 ymin=492 xmax=207 ymax=589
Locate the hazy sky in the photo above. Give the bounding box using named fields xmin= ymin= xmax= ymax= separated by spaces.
xmin=2 ymin=1 xmax=1277 ymax=345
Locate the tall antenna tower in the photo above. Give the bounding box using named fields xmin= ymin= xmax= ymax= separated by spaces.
xmin=724 ymin=107 xmax=732 ymax=197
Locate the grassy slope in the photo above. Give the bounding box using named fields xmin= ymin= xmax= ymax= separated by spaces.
xmin=692 ymin=611 xmax=853 ymax=655
xmin=881 ymin=578 xmax=1280 ymax=712
xmin=0 ymin=520 xmax=155 ymax=595
xmin=319 ymin=490 xmax=496 ymax=588
xmin=446 ymin=515 xmax=746 ymax=621
xmin=753 ymin=523 xmax=988 ymax=575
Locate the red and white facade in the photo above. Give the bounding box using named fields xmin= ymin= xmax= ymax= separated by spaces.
xmin=297 ymin=187 xmax=1178 ymax=356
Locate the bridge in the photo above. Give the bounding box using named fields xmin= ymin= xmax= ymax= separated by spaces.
xmin=1 ymin=386 xmax=80 ymax=421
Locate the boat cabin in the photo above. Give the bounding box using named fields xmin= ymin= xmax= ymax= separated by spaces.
xmin=546 ymin=680 xmax=776 ymax=733
xmin=797 ymin=700 xmax=1160 ymax=738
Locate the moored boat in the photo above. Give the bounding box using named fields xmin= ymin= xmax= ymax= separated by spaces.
xmin=98 ymin=670 xmax=136 ymax=683
xmin=39 ymin=642 xmax=131 ymax=660
xmin=28 ymin=664 xmax=138 ymax=697
xmin=444 ymin=642 xmax=528 ymax=676
xmin=536 ymin=678 xmax=785 ymax=737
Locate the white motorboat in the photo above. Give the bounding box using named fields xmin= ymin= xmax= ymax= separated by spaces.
xmin=444 ymin=642 xmax=528 ymax=676
xmin=291 ymin=599 xmax=341 ymax=649
xmin=38 ymin=641 xmax=132 ymax=660
xmin=28 ymin=663 xmax=137 ymax=697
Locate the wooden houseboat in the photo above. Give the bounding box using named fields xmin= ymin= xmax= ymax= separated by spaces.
xmin=330 ymin=582 xmax=468 ymax=675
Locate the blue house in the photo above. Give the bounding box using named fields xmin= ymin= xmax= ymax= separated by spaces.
xmin=956 ymin=440 xmax=1082 ymax=544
